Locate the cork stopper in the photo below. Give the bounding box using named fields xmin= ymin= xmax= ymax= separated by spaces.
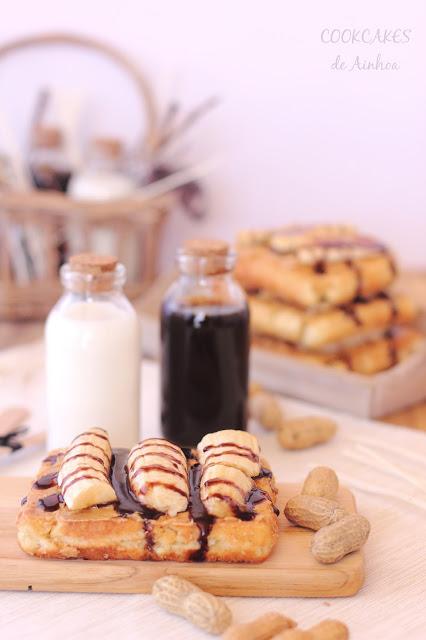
xmin=69 ymin=253 xmax=118 ymax=276
xmin=179 ymin=239 xmax=233 ymax=276
xmin=92 ymin=137 xmax=123 ymax=159
xmin=32 ymin=126 xmax=63 ymax=149
xmin=65 ymin=254 xmax=121 ymax=293
xmin=183 ymin=238 xmax=229 ymax=257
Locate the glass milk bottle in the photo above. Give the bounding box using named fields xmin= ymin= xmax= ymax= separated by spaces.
xmin=45 ymin=254 xmax=141 ymax=449
xmin=161 ymin=239 xmax=249 ymax=447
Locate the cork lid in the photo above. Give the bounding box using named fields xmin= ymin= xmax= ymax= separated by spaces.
xmin=69 ymin=253 xmax=117 ymax=274
xmin=183 ymin=238 xmax=229 ymax=257
xmin=179 ymin=239 xmax=233 ymax=276
xmin=32 ymin=126 xmax=63 ymax=149
xmin=92 ymin=137 xmax=123 ymax=159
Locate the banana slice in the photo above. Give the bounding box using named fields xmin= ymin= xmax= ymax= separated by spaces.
xmin=58 ymin=428 xmax=117 ymax=510
xmin=197 ymin=430 xmax=261 ymax=477
xmin=200 ymin=463 xmax=253 ymax=517
xmin=128 ymin=438 xmax=189 ymax=516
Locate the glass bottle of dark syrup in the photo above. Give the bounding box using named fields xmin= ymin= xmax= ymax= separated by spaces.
xmin=161 ymin=239 xmax=249 ymax=447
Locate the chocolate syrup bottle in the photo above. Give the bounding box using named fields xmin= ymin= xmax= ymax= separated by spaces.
xmin=161 ymin=239 xmax=249 ymax=447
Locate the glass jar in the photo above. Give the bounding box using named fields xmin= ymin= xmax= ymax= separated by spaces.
xmin=161 ymin=239 xmax=249 ymax=446
xmin=29 ymin=126 xmax=72 ymax=192
xmin=45 ymin=254 xmax=141 ymax=450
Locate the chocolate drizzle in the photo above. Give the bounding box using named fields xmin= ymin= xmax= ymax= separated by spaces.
xmin=143 ymin=520 xmax=154 ymax=553
xmin=130 ymin=463 xmax=187 ymax=483
xmin=384 ymin=328 xmax=398 ymax=367
xmin=345 ymin=259 xmax=363 ymax=298
xmin=203 ymin=442 xmax=259 ymax=464
xmin=255 ymin=466 xmax=273 ymax=480
xmin=34 ymin=472 xmax=58 ymax=490
xmin=109 ymin=448 xmax=162 ymax=519
xmin=188 ymin=464 xmax=214 ymax=561
xmin=42 ymin=453 xmax=61 ymax=465
xmin=128 ymin=450 xmax=183 ymax=473
xmin=313 ymin=260 xmax=327 ymax=274
xmin=38 ymin=493 xmax=63 ymax=512
xmin=62 ymin=452 xmax=108 ymax=469
xmin=72 ymin=430 xmax=109 ymax=443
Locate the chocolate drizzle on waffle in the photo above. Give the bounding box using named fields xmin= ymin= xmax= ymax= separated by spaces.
xmin=38 ymin=493 xmax=63 ymax=512
xmin=202 ymin=441 xmax=260 ymax=463
xmin=188 ymin=463 xmax=214 ymax=561
xmin=110 ymin=448 xmax=162 ymax=519
xmin=33 ymin=472 xmax=58 ymax=489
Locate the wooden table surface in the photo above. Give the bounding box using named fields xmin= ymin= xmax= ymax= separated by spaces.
xmin=0 ymin=342 xmax=426 ymax=639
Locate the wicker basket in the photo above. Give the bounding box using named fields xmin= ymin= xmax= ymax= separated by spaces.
xmin=0 ymin=33 xmax=170 ymax=320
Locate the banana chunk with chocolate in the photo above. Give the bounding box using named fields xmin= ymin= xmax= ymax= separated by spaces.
xmin=127 ymin=438 xmax=189 ymax=516
xmin=57 ymin=428 xmax=117 ymax=510
xmin=197 ymin=429 xmax=261 ymax=477
xmin=200 ymin=462 xmax=253 ymax=517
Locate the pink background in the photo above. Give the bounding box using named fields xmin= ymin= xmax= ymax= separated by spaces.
xmin=0 ymin=0 xmax=425 ymax=268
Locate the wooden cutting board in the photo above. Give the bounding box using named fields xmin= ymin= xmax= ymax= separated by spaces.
xmin=0 ymin=478 xmax=364 ymax=597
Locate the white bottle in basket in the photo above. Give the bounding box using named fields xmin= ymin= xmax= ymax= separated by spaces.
xmin=45 ymin=253 xmax=141 ymax=449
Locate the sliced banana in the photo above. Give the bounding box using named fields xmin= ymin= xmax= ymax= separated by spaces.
xmin=197 ymin=429 xmax=261 ymax=477
xmin=58 ymin=428 xmax=117 ymax=510
xmin=128 ymin=438 xmax=189 ymax=516
xmin=200 ymin=463 xmax=253 ymax=517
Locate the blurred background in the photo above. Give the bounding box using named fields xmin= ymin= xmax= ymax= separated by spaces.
xmin=1 ymin=0 xmax=425 ymax=263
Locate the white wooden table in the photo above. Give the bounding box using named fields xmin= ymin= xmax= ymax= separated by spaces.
xmin=1 ymin=342 xmax=426 ymax=640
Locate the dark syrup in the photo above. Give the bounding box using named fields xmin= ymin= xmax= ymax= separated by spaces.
xmin=38 ymin=493 xmax=63 ymax=512
xmin=34 ymin=472 xmax=58 ymax=489
xmin=161 ymin=304 xmax=249 ymax=447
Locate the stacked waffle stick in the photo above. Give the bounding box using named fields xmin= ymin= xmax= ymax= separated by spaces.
xmin=235 ymin=224 xmax=423 ymax=374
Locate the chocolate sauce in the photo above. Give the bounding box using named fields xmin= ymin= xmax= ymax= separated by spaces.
xmin=61 ymin=474 xmax=106 ymax=497
xmin=72 ymin=430 xmax=109 ymax=443
xmin=161 ymin=304 xmax=249 ymax=447
xmin=130 ymin=464 xmax=187 ymax=483
xmin=384 ymin=328 xmax=398 ymax=367
xmin=203 ymin=478 xmax=246 ymax=499
xmin=60 ymin=465 xmax=108 ymax=490
xmin=188 ymin=464 xmax=215 ymax=561
xmin=345 ymin=259 xmax=363 ymax=298
xmin=109 ymin=449 xmax=162 ymax=519
xmin=377 ymin=291 xmax=398 ymax=322
xmin=62 ymin=452 xmax=107 ymax=469
xmin=313 ymin=260 xmax=327 ymax=274
xmin=202 ymin=441 xmax=258 ymax=459
xmin=38 ymin=493 xmax=63 ymax=512
xmin=34 ymin=472 xmax=58 ymax=490
xmin=129 ymin=450 xmax=183 ymax=473
xmin=65 ymin=441 xmax=109 ymax=459
xmin=255 ymin=466 xmax=273 ymax=480
xmin=143 ymin=520 xmax=154 ymax=552
xmin=43 ymin=453 xmax=61 ymax=465
xmin=340 ymin=304 xmax=362 ymax=326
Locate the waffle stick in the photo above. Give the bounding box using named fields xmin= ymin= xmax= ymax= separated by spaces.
xmin=252 ymin=328 xmax=424 ymax=375
xmin=248 ymin=291 xmax=416 ymax=350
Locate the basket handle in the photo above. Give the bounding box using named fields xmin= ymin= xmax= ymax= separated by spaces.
xmin=0 ymin=32 xmax=158 ymax=150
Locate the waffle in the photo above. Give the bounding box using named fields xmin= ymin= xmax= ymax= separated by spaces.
xmin=235 ymin=225 xmax=396 ymax=308
xmin=248 ymin=292 xmax=416 ymax=350
xmin=253 ymin=328 xmax=424 ymax=375
xmin=17 ymin=429 xmax=279 ymax=563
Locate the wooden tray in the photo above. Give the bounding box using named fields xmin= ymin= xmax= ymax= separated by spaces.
xmin=0 ymin=478 xmax=364 ymax=597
